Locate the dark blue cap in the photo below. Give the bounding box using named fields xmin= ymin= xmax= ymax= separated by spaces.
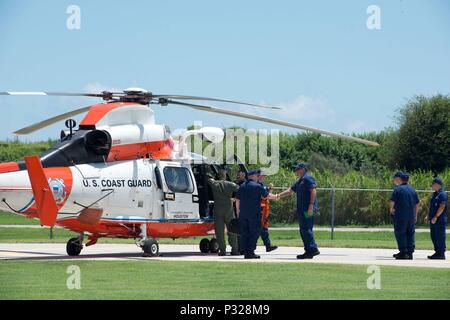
xmin=293 ymin=163 xmax=307 ymax=171
xmin=394 ymin=171 xmax=409 ymax=180
xmin=432 ymin=178 xmax=443 ymax=185
xmin=394 ymin=171 xmax=404 ymax=178
xmin=247 ymin=169 xmax=260 ymax=176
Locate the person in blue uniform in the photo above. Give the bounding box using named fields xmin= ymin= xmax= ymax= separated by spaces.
xmin=427 ymin=178 xmax=448 ymax=260
xmin=389 ymin=172 xmax=420 ymax=260
xmin=257 ymin=169 xmax=278 ymax=252
xmin=235 ymin=169 xmax=269 ymax=259
xmin=277 ymin=163 xmax=320 ymax=259
xmin=233 ymin=169 xmax=247 ymax=255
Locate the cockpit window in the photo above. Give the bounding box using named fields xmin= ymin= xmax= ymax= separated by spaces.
xmin=163 ymin=167 xmax=194 ymax=193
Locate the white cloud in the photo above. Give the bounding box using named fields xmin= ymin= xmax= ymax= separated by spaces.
xmin=83 ymin=82 xmax=123 ymax=93
xmin=346 ymin=119 xmax=366 ymax=132
xmin=273 ymin=95 xmax=335 ymax=122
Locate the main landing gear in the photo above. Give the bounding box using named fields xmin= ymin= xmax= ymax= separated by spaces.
xmin=138 ymin=225 xmax=159 ymax=257
xmin=66 ymin=235 xmax=84 ymax=256
xmin=199 ymin=238 xmax=219 ymax=254
xmin=141 ymin=238 xmax=160 ymax=257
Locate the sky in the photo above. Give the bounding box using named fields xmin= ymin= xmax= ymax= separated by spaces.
xmin=0 ymin=0 xmax=449 ymax=141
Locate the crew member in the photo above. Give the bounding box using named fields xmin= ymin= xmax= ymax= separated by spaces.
xmin=258 ymin=169 xmax=278 ymax=252
xmin=234 ymin=169 xmax=247 ymax=254
xmin=276 ymin=163 xmax=320 ymax=259
xmin=208 ymin=169 xmax=240 ymax=256
xmin=389 ymin=172 xmax=419 ymax=260
xmin=235 ymin=170 xmax=269 ymax=259
xmin=427 ymin=178 xmax=447 ymax=260
xmin=235 ymin=169 xmax=246 ymax=186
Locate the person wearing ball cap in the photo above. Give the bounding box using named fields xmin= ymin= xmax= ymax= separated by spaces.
xmin=389 ymin=171 xmax=420 ymax=260
xmin=427 ymin=177 xmax=447 ymax=260
xmin=207 ymin=169 xmax=240 ymax=256
xmin=257 ymin=169 xmax=278 ymax=253
xmin=235 ymin=169 xmax=269 ymax=259
xmin=276 ymin=163 xmax=320 ymax=259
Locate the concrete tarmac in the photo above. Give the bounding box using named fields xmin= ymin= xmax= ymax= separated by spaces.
xmin=0 ymin=243 xmax=449 ymax=268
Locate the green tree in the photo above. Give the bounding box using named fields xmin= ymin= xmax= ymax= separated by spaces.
xmin=383 ymin=95 xmax=450 ymax=173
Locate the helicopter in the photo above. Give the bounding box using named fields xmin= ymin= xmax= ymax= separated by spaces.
xmin=0 ymin=88 xmax=379 ymax=257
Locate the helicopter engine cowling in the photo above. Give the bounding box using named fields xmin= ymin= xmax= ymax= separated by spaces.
xmin=98 ymin=123 xmax=173 ymax=161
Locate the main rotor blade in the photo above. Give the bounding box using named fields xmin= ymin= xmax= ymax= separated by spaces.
xmin=153 ymin=95 xmax=281 ymax=110
xmin=0 ymin=91 xmax=104 ymax=98
xmin=167 ymin=100 xmax=380 ymax=146
xmin=13 ymin=106 xmax=91 ymax=135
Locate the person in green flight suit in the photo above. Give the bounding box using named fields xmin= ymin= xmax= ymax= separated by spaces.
xmin=208 ymin=169 xmax=240 ymax=256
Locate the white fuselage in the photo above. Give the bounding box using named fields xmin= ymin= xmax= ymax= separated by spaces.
xmin=0 ymin=159 xmax=201 ymax=223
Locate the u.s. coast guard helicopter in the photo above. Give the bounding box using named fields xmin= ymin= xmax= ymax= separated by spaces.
xmin=0 ymin=88 xmax=378 ymax=256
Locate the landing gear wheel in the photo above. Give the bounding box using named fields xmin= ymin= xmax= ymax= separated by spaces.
xmin=142 ymin=238 xmax=159 ymax=257
xmin=199 ymin=238 xmax=210 ymax=253
xmin=66 ymin=237 xmax=83 ymax=256
xmin=209 ymin=238 xmax=220 ymax=253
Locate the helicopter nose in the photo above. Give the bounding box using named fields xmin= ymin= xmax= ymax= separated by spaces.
xmin=0 ymin=169 xmax=35 ymax=214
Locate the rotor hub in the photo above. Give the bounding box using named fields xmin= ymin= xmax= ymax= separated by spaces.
xmin=103 ymin=88 xmax=153 ymax=104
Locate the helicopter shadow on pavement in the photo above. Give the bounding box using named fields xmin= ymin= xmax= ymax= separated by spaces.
xmin=0 ymin=249 xmax=216 ymax=262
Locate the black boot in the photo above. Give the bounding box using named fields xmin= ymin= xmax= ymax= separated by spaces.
xmin=393 ymin=251 xmax=412 ymax=259
xmin=307 ymin=248 xmax=321 ymax=257
xmin=297 ymin=249 xmax=320 ymax=259
xmin=395 ymin=252 xmax=410 ymax=260
xmin=244 ymin=252 xmax=260 ymax=259
xmin=297 ymin=253 xmax=312 ymax=259
xmin=266 ymin=245 xmax=278 ymax=252
xmin=428 ymin=252 xmax=446 ymax=260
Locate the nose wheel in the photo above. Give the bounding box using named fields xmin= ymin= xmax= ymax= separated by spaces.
xmin=66 ymin=236 xmax=83 ymax=256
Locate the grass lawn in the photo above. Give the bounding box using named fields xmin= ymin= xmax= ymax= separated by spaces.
xmin=0 ymin=212 xmax=39 ymax=225
xmin=0 ymin=226 xmax=448 ymax=250
xmin=0 ymin=260 xmax=448 ymax=299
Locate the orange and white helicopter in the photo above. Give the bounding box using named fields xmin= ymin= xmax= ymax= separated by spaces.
xmin=0 ymin=88 xmax=378 ymax=256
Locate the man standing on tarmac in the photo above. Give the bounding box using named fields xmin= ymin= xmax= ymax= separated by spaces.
xmin=276 ymin=163 xmax=320 ymax=259
xmin=234 ymin=169 xmax=247 ymax=254
xmin=389 ymin=171 xmax=420 ymax=260
xmin=208 ymin=169 xmax=240 ymax=256
xmin=257 ymin=169 xmax=278 ymax=252
xmin=427 ymin=178 xmax=447 ymax=260
xmin=236 ymin=170 xmax=269 ymax=259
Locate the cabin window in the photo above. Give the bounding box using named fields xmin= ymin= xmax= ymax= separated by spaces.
xmin=163 ymin=167 xmax=194 ymax=193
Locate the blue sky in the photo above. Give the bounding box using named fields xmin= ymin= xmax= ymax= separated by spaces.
xmin=0 ymin=0 xmax=449 ymax=141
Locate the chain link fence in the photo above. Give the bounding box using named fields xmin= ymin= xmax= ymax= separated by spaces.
xmin=269 ymin=187 xmax=448 ymax=230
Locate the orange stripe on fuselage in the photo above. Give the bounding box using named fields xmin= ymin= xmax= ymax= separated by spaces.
xmin=107 ymin=138 xmax=173 ymax=161
xmin=0 ymin=162 xmax=20 ymax=174
xmin=80 ymin=102 xmax=136 ymax=126
xmin=56 ymin=218 xmax=215 ymax=239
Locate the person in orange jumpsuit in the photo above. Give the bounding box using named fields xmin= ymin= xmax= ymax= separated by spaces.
xmin=258 ymin=170 xmax=278 ymax=252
